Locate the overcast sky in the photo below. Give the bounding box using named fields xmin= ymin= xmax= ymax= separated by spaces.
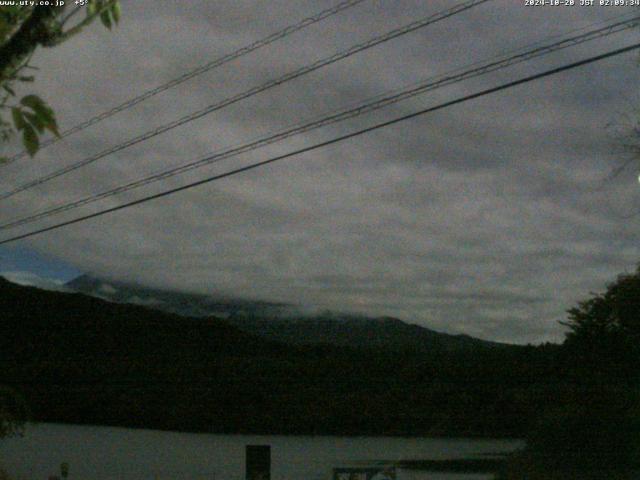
xmin=2 ymin=0 xmax=640 ymax=343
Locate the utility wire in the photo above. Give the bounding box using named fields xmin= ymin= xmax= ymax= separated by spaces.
xmin=0 ymin=0 xmax=491 ymax=201
xmin=1 ymin=15 xmax=637 ymax=232
xmin=1 ymin=0 xmax=369 ymax=166
xmin=1 ymin=41 xmax=638 ymax=246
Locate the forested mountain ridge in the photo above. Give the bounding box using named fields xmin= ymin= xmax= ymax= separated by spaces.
xmin=223 ymin=314 xmax=506 ymax=350
xmin=64 ymin=274 xmax=506 ymax=351
xmin=1 ymin=276 xmax=555 ymax=437
xmin=65 ymin=274 xmax=290 ymax=319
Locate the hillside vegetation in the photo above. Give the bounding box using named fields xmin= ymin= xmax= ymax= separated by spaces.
xmin=1 ymin=277 xmax=559 ymax=437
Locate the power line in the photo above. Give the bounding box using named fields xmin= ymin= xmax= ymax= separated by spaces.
xmin=1 ymin=0 xmax=369 ymax=166
xmin=1 ymin=41 xmax=638 ymax=246
xmin=1 ymin=15 xmax=638 ymax=232
xmin=0 ymin=0 xmax=491 ymax=201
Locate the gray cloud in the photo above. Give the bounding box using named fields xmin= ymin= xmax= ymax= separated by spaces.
xmin=1 ymin=0 xmax=640 ymax=344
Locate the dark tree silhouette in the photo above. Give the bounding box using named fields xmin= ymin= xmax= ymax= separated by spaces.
xmin=499 ymin=266 xmax=640 ymax=479
xmin=562 ymin=266 xmax=640 ymax=384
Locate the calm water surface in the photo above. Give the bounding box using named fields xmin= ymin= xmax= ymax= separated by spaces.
xmin=0 ymin=423 xmax=523 ymax=480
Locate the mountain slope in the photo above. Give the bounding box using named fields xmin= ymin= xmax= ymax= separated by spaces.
xmin=0 ymin=276 xmax=283 ymax=378
xmin=65 ymin=274 xmax=290 ymax=318
xmin=224 ymin=314 xmax=501 ymax=351
xmin=0 ymin=276 xmax=553 ymax=437
xmin=65 ymin=274 xmax=503 ymax=351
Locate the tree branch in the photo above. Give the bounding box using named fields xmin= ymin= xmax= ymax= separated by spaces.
xmin=52 ymin=1 xmax=117 ymax=46
xmin=0 ymin=6 xmax=63 ymax=83
xmin=0 ymin=7 xmax=36 ymax=47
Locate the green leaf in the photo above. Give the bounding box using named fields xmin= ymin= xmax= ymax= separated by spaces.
xmin=3 ymin=84 xmax=15 ymax=96
xmin=18 ymin=76 xmax=34 ymax=82
xmin=11 ymin=107 xmax=26 ymax=130
xmin=31 ymin=105 xmax=51 ymax=123
xmin=111 ymin=2 xmax=121 ymax=24
xmin=38 ymin=106 xmax=55 ymax=125
xmin=20 ymin=94 xmax=55 ymax=126
xmin=22 ymin=124 xmax=39 ymax=157
xmin=16 ymin=96 xmax=60 ymax=139
xmin=44 ymin=119 xmax=61 ymax=138
xmin=20 ymin=94 xmax=45 ymax=111
xmin=87 ymin=1 xmax=97 ymax=16
xmin=23 ymin=111 xmax=44 ymax=133
xmin=100 ymin=9 xmax=112 ymax=29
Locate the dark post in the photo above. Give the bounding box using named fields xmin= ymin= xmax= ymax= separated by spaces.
xmin=246 ymin=445 xmax=271 ymax=480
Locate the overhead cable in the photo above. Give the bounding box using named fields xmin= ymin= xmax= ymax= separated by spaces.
xmin=2 ymin=15 xmax=637 ymax=231
xmin=1 ymin=0 xmax=369 ymax=166
xmin=0 ymin=0 xmax=491 ymax=200
xmin=1 ymin=41 xmax=638 ymax=245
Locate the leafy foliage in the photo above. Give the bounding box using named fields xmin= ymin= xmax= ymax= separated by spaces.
xmin=499 ymin=266 xmax=640 ymax=478
xmin=90 ymin=1 xmax=121 ymax=29
xmin=11 ymin=95 xmax=59 ymax=156
xmin=0 ymin=1 xmax=121 ymax=162
xmin=564 ymin=266 xmax=640 ymax=345
xmin=561 ymin=266 xmax=640 ymax=389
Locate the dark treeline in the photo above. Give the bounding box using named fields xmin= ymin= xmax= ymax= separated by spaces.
xmin=498 ymin=267 xmax=640 ymax=479
xmin=3 ymin=269 xmax=639 ymax=477
xmin=0 ymin=276 xmax=563 ymax=438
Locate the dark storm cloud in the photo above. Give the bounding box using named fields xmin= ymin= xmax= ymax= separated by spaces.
xmin=1 ymin=0 xmax=639 ymax=343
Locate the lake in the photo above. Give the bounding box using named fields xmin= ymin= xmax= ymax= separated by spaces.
xmin=0 ymin=423 xmax=523 ymax=480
